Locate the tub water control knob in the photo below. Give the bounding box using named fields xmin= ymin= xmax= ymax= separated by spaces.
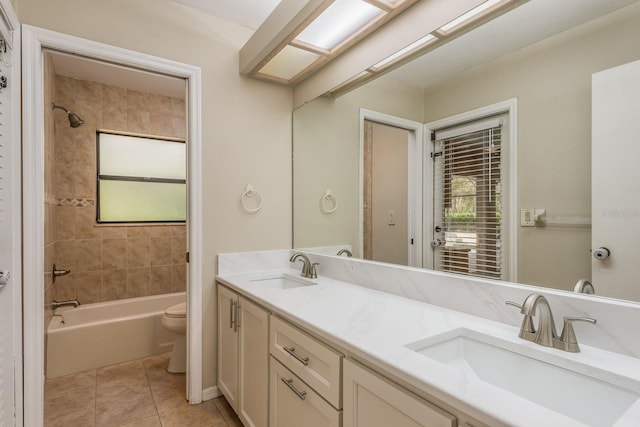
xmin=593 ymin=247 xmax=610 ymax=261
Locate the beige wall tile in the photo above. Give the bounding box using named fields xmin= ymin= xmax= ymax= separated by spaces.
xmin=128 ymin=268 xmax=150 ymax=298
xmin=150 ymin=112 xmax=173 ymax=137
xmin=101 ymin=226 xmax=128 ymax=239
xmin=54 ymin=275 xmax=76 ymax=302
xmin=171 ymin=264 xmax=186 ymax=293
xmin=128 ymin=238 xmax=150 ymax=268
xmin=103 ymin=239 xmax=127 ymax=270
xmin=45 ymin=203 xmax=57 ymax=245
xmin=127 ymin=227 xmax=150 ymax=238
xmin=102 ymin=269 xmax=127 ymax=301
xmin=56 ymin=240 xmax=77 ymax=271
xmin=170 ymin=98 xmax=186 ymax=119
xmin=103 ymin=86 xmax=127 ymax=131
xmin=76 ymin=239 xmax=102 ymax=272
xmin=75 ymin=271 xmax=102 ymax=304
xmin=75 ymin=98 xmax=102 ymax=129
xmin=56 ymin=206 xmax=76 ymax=240
xmin=76 ymin=129 xmax=96 ymax=170
xmin=150 ymin=238 xmax=172 ymax=266
xmin=150 ymin=266 xmax=172 ymax=295
xmin=75 ymin=207 xmax=100 ymax=240
xmin=127 ymin=109 xmax=151 ymax=134
xmin=45 ymin=243 xmax=55 ymax=275
xmin=76 ymin=163 xmax=97 ymax=199
xmin=171 ymin=237 xmax=186 ymax=265
xmin=55 ymin=75 xmax=75 ymax=107
xmin=148 ymin=226 xmax=173 ymax=238
xmin=76 ymin=79 xmax=102 ymax=103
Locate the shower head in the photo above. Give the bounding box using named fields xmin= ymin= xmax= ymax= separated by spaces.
xmin=51 ymin=103 xmax=84 ymax=128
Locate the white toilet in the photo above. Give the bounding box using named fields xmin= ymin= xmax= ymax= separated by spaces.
xmin=162 ymin=302 xmax=187 ymax=373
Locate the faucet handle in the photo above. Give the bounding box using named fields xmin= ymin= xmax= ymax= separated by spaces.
xmin=506 ymin=300 xmax=536 ymax=334
xmin=310 ymin=263 xmax=319 ymax=279
xmin=558 ymin=316 xmax=597 ymax=353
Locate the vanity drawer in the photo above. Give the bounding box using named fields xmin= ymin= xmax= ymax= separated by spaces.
xmin=270 ymin=357 xmax=342 ymax=427
xmin=270 ymin=316 xmax=342 ymax=408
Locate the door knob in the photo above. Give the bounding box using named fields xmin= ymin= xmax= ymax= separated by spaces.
xmin=0 ymin=271 xmax=10 ymax=286
xmin=593 ymin=247 xmax=610 ymax=260
xmin=431 ymin=238 xmax=446 ymax=247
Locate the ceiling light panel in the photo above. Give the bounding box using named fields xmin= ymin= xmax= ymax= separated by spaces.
xmin=440 ymin=0 xmax=502 ymax=32
xmin=370 ymin=33 xmax=437 ymax=71
xmin=295 ymin=0 xmax=385 ymax=50
xmin=259 ymin=45 xmax=321 ymax=80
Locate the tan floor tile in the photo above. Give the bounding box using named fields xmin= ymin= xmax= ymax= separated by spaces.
xmin=142 ymin=352 xmax=171 ymax=373
xmin=44 ymin=385 xmax=95 ymax=420
xmin=45 ymin=369 xmax=96 ymax=395
xmin=96 ymin=387 xmax=157 ymax=427
xmin=44 ymin=406 xmax=95 ymax=427
xmin=149 ymin=373 xmax=189 ymax=414
xmin=158 ymin=402 xmax=227 ymax=427
xmin=97 ymin=359 xmax=147 ymax=386
xmin=212 ymin=396 xmax=237 ymax=422
xmin=117 ymin=415 xmax=161 ymax=427
xmin=97 ymin=375 xmax=151 ymax=404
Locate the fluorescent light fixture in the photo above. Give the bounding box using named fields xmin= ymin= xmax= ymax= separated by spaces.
xmin=295 ymin=0 xmax=385 ymax=50
xmin=370 ymin=33 xmax=437 ymax=71
xmin=259 ymin=45 xmax=321 ymax=80
xmin=440 ymin=0 xmax=501 ymax=32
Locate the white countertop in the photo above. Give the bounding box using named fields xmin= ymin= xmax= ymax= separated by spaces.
xmin=216 ymin=268 xmax=640 ymax=427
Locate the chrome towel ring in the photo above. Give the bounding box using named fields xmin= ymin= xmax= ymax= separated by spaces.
xmin=241 ymin=184 xmax=262 ymax=214
xmin=321 ymin=189 xmax=338 ymax=214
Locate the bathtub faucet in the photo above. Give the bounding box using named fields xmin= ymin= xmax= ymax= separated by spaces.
xmin=52 ymin=299 xmax=81 ymax=310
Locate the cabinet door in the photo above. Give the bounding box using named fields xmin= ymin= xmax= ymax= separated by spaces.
xmin=270 ymin=357 xmax=342 ymax=427
xmin=238 ymin=296 xmax=269 ymax=427
xmin=217 ymin=285 xmax=239 ymax=411
xmin=343 ymin=360 xmax=456 ymax=427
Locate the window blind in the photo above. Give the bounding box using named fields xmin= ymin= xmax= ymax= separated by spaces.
xmin=433 ymin=120 xmax=503 ymax=280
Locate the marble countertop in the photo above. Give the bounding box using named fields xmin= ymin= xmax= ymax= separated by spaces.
xmin=216 ymin=268 xmax=640 ymax=427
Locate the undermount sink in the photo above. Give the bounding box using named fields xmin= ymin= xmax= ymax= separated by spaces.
xmin=406 ymin=328 xmax=640 ymax=426
xmin=249 ymin=274 xmax=317 ymax=290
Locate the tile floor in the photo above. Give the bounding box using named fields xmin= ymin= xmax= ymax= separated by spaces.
xmin=44 ymin=353 xmax=243 ymax=427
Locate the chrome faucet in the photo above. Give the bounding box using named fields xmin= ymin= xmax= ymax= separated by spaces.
xmin=337 ymin=249 xmax=352 ymax=257
xmin=52 ymin=299 xmax=80 ymax=310
xmin=507 ymin=293 xmax=596 ymax=352
xmin=574 ymin=279 xmax=595 ymax=294
xmin=289 ymin=253 xmax=318 ymax=279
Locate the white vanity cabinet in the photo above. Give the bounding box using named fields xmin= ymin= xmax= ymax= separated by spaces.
xmin=217 ymin=284 xmax=269 ymax=427
xmin=269 ymin=315 xmax=343 ymax=426
xmin=343 ymin=359 xmax=457 ymax=427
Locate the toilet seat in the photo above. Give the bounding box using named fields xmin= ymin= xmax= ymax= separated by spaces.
xmin=165 ymin=302 xmax=186 ymax=318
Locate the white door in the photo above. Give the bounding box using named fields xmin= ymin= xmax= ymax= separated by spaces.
xmin=592 ymin=59 xmax=640 ymax=300
xmin=0 ymin=3 xmax=21 ymax=424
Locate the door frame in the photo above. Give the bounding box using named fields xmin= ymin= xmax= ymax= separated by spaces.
xmin=359 ymin=109 xmax=423 ymax=267
xmin=423 ymin=98 xmax=518 ymax=281
xmin=22 ymin=25 xmax=203 ymax=425
xmin=0 ymin=0 xmax=22 ymax=424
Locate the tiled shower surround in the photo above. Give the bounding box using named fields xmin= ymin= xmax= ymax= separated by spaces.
xmin=44 ymin=52 xmax=187 ymax=312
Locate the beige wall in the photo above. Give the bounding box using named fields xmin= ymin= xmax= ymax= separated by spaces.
xmin=52 ymin=74 xmax=187 ymax=304
xmin=18 ymin=0 xmax=293 ymax=391
xmin=422 ymin=3 xmax=640 ymax=291
xmin=293 ymin=76 xmax=422 ymax=256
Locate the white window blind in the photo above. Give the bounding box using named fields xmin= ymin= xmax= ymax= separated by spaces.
xmin=433 ymin=117 xmax=503 ymax=280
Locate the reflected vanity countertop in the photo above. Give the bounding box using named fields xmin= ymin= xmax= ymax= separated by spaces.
xmin=216 ymin=269 xmax=640 ymax=427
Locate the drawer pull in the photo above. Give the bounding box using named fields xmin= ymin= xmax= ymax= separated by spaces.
xmin=229 ymin=300 xmax=234 ymax=329
xmin=284 ymin=346 xmax=309 ymax=366
xmin=282 ymin=378 xmax=307 ymax=400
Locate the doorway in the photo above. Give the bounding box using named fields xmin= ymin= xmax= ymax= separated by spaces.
xmin=22 ymin=26 xmax=203 ymax=425
xmin=359 ymin=109 xmax=423 ymax=267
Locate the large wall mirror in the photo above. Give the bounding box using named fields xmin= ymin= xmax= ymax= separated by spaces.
xmin=293 ymin=0 xmax=640 ymax=303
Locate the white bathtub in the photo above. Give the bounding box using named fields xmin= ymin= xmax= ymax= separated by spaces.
xmin=46 ymin=292 xmax=185 ymax=378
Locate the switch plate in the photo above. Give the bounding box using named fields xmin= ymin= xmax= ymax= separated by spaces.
xmin=387 ymin=211 xmax=395 ymax=225
xmin=521 ymin=208 xmax=535 ymax=227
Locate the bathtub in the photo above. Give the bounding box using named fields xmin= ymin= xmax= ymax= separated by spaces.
xmin=46 ymin=292 xmax=185 ymax=378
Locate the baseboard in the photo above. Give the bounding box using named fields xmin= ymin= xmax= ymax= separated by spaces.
xmin=202 ymin=386 xmax=221 ymax=401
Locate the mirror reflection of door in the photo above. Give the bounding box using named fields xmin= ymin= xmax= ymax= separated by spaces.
xmin=363 ymin=120 xmax=412 ymax=265
xmin=432 ymin=114 xmax=507 ymax=280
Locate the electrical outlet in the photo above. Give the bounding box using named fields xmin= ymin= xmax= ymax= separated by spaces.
xmin=388 ymin=211 xmax=395 ymax=225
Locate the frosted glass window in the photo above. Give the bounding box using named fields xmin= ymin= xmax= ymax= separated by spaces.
xmin=97 ymin=132 xmax=186 ymax=223
xmin=259 ymin=45 xmax=320 ymax=80
xmin=295 ymin=0 xmax=384 ymax=50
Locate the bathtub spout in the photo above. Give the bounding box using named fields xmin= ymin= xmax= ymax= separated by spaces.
xmin=52 ymin=299 xmax=81 ymax=310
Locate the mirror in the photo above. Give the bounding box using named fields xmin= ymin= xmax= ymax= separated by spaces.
xmin=293 ymin=0 xmax=640 ymax=302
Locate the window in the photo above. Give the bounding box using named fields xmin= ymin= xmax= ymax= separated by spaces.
xmin=432 ymin=115 xmax=505 ymax=279
xmin=97 ymin=132 xmax=186 ymax=223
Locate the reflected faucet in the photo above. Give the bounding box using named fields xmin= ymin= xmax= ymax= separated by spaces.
xmin=337 ymin=249 xmax=352 ymax=257
xmin=574 ymin=279 xmax=595 ymax=295
xmin=289 ymin=253 xmax=318 ymax=279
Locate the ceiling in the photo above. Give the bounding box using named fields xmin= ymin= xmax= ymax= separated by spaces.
xmin=170 ymin=0 xmax=282 ymax=29
xmin=387 ymin=0 xmax=639 ymax=89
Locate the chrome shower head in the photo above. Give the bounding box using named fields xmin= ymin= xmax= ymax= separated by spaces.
xmin=51 ymin=103 xmax=84 ymax=128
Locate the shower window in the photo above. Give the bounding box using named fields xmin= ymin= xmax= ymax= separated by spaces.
xmin=97 ymin=131 xmax=186 ymax=223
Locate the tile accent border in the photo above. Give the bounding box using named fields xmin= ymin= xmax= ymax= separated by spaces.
xmin=57 ymin=198 xmax=95 ymax=207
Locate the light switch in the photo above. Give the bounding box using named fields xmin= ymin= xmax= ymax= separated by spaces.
xmin=521 ymin=208 xmax=535 ymax=227
xmin=387 ymin=211 xmax=395 ymax=225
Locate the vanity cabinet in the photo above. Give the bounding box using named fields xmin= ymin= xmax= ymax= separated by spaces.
xmin=343 ymin=359 xmax=456 ymax=427
xmin=217 ymin=284 xmax=269 ymax=427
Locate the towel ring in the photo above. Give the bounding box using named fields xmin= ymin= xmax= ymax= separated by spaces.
xmin=241 ymin=184 xmax=262 ymax=214
xmin=321 ymin=189 xmax=338 ymax=214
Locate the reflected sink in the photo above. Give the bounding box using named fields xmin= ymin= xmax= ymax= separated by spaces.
xmin=249 ymin=274 xmax=317 ymax=290
xmin=406 ymin=328 xmax=640 ymax=426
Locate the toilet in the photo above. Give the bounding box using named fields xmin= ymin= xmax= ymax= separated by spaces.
xmin=162 ymin=302 xmax=187 ymax=373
